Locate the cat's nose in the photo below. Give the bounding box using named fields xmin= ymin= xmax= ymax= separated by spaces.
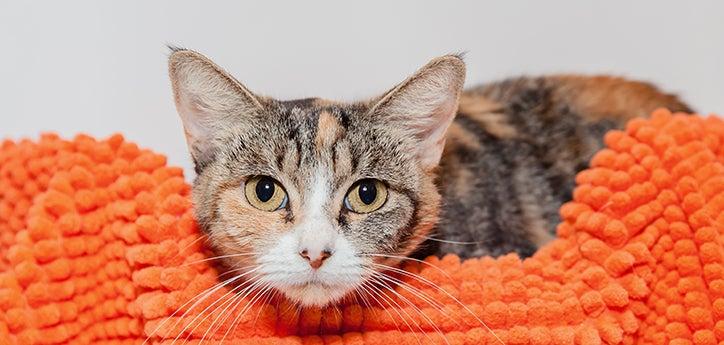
xmin=299 ymin=249 xmax=333 ymax=269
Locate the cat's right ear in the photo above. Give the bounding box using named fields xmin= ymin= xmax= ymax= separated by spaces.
xmin=367 ymin=55 xmax=466 ymax=170
xmin=168 ymin=48 xmax=264 ymax=170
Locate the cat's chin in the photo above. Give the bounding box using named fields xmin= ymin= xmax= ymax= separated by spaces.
xmin=279 ymin=282 xmax=353 ymax=307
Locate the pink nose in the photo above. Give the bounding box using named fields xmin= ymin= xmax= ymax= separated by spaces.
xmin=299 ymin=249 xmax=333 ymax=269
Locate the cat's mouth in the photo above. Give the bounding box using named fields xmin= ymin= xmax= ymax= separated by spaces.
xmin=288 ymin=278 xmax=336 ymax=288
xmin=255 ymin=261 xmax=370 ymax=307
xmin=273 ymin=279 xmax=361 ymax=307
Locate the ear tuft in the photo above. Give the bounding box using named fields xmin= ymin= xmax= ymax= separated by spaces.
xmin=168 ymin=49 xmax=263 ymax=171
xmin=166 ymin=44 xmax=187 ymax=54
xmin=369 ymin=55 xmax=467 ymax=169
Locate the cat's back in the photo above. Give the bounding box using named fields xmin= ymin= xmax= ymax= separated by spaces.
xmin=429 ymin=75 xmax=691 ymax=259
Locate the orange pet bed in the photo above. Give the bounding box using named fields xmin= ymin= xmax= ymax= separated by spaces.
xmin=1 ymin=109 xmax=723 ymax=344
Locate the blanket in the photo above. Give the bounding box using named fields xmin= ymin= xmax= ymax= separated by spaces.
xmin=0 ymin=109 xmax=722 ymax=344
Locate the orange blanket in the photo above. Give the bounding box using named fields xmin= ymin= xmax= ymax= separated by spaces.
xmin=1 ymin=109 xmax=722 ymax=344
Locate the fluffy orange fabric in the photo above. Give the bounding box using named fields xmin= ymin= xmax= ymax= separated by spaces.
xmin=1 ymin=109 xmax=723 ymax=344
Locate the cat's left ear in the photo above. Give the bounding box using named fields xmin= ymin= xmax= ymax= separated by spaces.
xmin=368 ymin=55 xmax=466 ymax=170
xmin=168 ymin=48 xmax=265 ymax=170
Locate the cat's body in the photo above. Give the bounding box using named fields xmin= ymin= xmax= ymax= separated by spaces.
xmin=168 ymin=49 xmax=690 ymax=306
xmin=427 ymin=76 xmax=690 ymax=258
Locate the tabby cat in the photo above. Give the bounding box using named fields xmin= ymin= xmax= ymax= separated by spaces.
xmin=168 ymin=48 xmax=690 ymax=306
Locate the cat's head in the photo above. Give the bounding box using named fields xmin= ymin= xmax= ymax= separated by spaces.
xmin=168 ymin=48 xmax=465 ymax=306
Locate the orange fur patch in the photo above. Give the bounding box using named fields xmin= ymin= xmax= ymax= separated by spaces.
xmin=315 ymin=111 xmax=342 ymax=150
xmin=551 ymin=75 xmax=692 ymax=121
xmin=444 ymin=122 xmax=482 ymax=152
xmin=458 ymin=95 xmax=518 ymax=139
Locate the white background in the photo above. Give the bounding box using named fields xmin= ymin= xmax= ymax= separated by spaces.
xmin=1 ymin=1 xmax=722 ymax=176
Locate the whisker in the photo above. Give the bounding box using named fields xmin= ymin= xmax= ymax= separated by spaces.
xmin=360 ymin=253 xmax=455 ymax=282
xmin=416 ymin=234 xmax=487 ymax=245
xmin=215 ymin=238 xmax=256 ymax=251
xmin=365 ymin=276 xmax=426 ymax=345
xmin=205 ymin=279 xmax=272 ymax=344
xmin=184 ymin=274 xmax=264 ymax=344
xmin=177 ymin=278 xmax=253 ymax=345
xmin=170 ymin=234 xmax=211 ymax=260
xmin=197 ymin=285 xmax=247 ymax=344
xmin=369 ymin=262 xmax=453 ymax=307
xmin=279 ymin=296 xmax=299 ymax=319
xmin=367 ymin=261 xmax=504 ymax=345
xmin=367 ymin=264 xmax=460 ymax=328
xmin=331 ymin=303 xmax=343 ymax=324
xmin=215 ymin=280 xmax=274 ymax=343
xmin=233 ymin=281 xmax=274 ymax=331
xmin=216 ymin=288 xmax=255 ymax=344
xmin=366 ymin=269 xmax=450 ymax=345
xmin=180 ymin=252 xmax=260 ymax=267
xmin=143 ymin=266 xmax=259 ymax=344
xmin=198 ymin=279 xmax=261 ymax=344
xmin=356 ymin=280 xmax=410 ymax=342
xmin=169 ymin=269 xmax=263 ymax=344
xmin=252 ymin=287 xmax=277 ymax=328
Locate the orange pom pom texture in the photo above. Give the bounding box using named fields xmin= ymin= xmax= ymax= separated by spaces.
xmin=0 ymin=109 xmax=722 ymax=344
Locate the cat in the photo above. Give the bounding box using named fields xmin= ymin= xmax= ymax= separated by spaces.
xmin=168 ymin=48 xmax=690 ymax=307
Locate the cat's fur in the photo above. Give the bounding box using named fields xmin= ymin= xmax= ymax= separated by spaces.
xmin=168 ymin=48 xmax=690 ymax=306
xmin=427 ymin=75 xmax=691 ymax=258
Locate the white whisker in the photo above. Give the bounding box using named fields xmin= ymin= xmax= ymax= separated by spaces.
xmin=198 ymin=280 xmax=260 ymax=344
xmin=416 ymin=234 xmax=487 ymax=245
xmin=356 ymin=280 xmax=407 ymax=340
xmin=180 ymin=252 xmax=260 ymax=267
xmin=368 ymin=264 xmax=460 ymax=327
xmin=365 ymin=259 xmax=504 ymax=344
xmin=169 ymin=268 xmax=263 ymax=344
xmin=143 ymin=265 xmax=259 ymax=344
xmin=188 ymin=274 xmax=265 ymax=344
xmin=366 ymin=269 xmax=450 ymax=345
xmin=216 ymin=281 xmax=274 ymax=343
xmin=360 ymin=253 xmax=455 ymax=282
xmin=365 ymin=276 xmax=426 ymax=345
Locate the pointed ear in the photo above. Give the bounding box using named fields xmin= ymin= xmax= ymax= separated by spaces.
xmin=368 ymin=55 xmax=466 ymax=169
xmin=168 ymin=48 xmax=264 ymax=170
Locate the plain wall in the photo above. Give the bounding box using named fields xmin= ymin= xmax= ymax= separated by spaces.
xmin=1 ymin=1 xmax=722 ymax=176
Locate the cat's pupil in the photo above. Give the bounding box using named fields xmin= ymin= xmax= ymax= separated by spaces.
xmin=358 ymin=181 xmax=377 ymax=205
xmin=255 ymin=177 xmax=275 ymax=202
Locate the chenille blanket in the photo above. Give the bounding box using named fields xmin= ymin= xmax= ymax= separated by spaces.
xmin=0 ymin=109 xmax=722 ymax=344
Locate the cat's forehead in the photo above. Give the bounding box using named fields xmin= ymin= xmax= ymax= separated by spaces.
xmin=274 ymin=98 xmax=367 ymax=121
xmin=227 ymin=97 xmax=415 ymax=188
xmin=265 ymin=98 xmax=371 ymax=142
xmin=278 ymin=97 xmax=330 ymax=109
xmin=215 ymin=95 xmax=418 ymax=185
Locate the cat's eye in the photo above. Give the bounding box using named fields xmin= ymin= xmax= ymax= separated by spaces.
xmin=344 ymin=179 xmax=387 ymax=214
xmin=244 ymin=176 xmax=288 ymax=211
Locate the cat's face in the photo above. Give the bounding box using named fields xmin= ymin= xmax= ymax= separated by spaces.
xmin=169 ymin=49 xmax=465 ymax=306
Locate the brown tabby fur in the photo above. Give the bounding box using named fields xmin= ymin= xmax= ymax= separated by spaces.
xmin=427 ymin=76 xmax=691 ymax=258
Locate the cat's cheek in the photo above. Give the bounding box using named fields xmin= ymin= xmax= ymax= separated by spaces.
xmin=216 ymin=188 xmax=293 ymax=247
xmin=340 ymin=193 xmax=416 ymax=256
xmin=391 ymin=179 xmax=441 ymax=257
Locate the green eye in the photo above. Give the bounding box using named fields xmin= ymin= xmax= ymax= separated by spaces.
xmin=244 ymin=176 xmax=287 ymax=211
xmin=344 ymin=179 xmax=387 ymax=213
